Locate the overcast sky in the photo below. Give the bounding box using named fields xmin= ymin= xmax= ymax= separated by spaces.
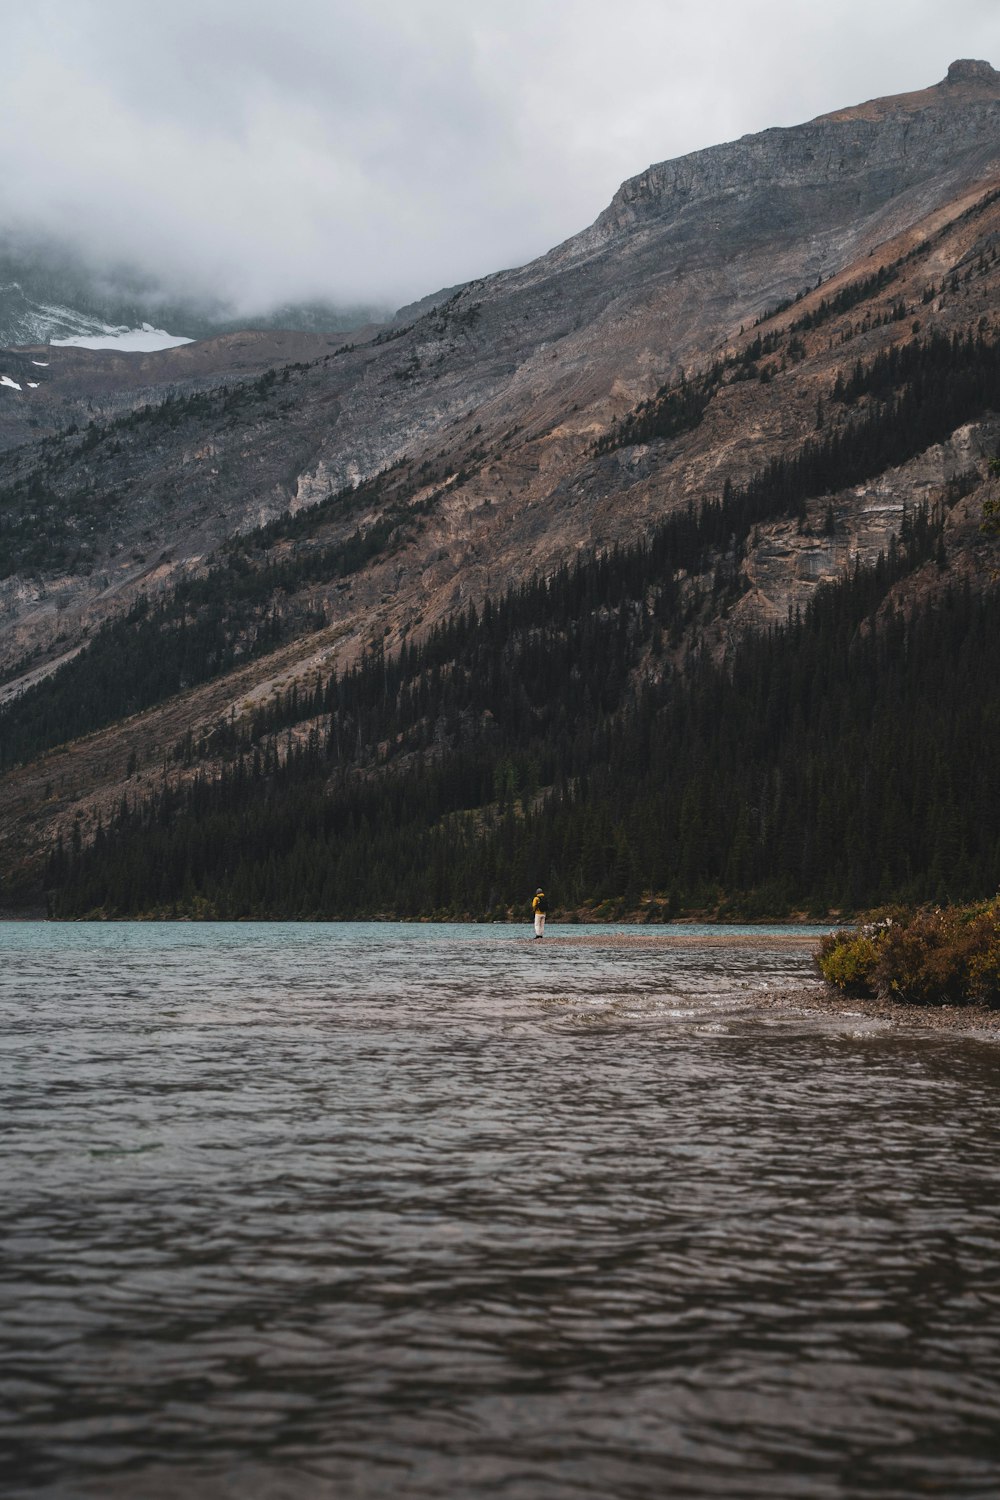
xmin=2 ymin=0 xmax=998 ymax=314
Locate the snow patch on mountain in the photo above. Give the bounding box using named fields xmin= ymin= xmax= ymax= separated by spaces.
xmin=50 ymin=323 xmax=193 ymax=352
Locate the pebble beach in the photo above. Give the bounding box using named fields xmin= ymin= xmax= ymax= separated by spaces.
xmin=554 ymin=927 xmax=1000 ymax=1038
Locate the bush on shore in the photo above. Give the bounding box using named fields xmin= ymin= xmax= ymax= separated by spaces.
xmin=818 ymin=898 xmax=1000 ymax=1007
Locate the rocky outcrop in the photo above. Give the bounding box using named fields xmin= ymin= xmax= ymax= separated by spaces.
xmin=946 ymin=59 xmax=1000 ymax=85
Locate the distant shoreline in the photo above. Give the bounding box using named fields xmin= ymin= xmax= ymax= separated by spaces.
xmin=0 ymin=912 xmax=842 ymax=930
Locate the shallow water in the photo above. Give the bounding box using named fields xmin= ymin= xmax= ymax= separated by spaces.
xmin=2 ymin=921 xmax=999 ymax=1499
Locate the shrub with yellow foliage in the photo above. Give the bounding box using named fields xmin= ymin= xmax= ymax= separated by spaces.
xmin=818 ymin=899 xmax=1000 ymax=1006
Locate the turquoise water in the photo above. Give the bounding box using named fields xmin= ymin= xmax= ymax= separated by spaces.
xmin=2 ymin=922 xmax=999 ymax=1498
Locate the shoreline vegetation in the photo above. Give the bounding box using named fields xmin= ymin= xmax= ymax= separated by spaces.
xmin=818 ymin=898 xmax=1000 ymax=1006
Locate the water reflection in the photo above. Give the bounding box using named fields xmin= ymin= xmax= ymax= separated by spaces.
xmin=2 ymin=922 xmax=999 ymax=1498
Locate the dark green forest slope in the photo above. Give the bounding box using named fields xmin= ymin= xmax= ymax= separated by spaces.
xmin=46 ymin=496 xmax=1000 ymax=920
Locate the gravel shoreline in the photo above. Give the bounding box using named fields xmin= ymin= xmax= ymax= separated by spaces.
xmin=552 ymin=929 xmax=1000 ymax=1038
xmin=743 ymin=983 xmax=1000 ymax=1037
xmin=557 ymin=930 xmax=820 ymax=949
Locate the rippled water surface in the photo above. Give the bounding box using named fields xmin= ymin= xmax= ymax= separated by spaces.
xmin=2 ymin=921 xmax=1000 ymax=1499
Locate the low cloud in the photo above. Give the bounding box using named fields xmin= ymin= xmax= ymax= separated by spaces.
xmin=2 ymin=0 xmax=996 ymax=314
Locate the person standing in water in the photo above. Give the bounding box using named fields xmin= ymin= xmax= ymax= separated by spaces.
xmin=532 ymin=887 xmax=548 ymax=939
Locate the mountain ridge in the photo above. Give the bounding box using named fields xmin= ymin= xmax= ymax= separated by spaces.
xmin=2 ymin=62 xmax=1000 ymax=912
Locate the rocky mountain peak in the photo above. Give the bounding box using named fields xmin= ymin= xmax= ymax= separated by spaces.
xmin=945 ymin=58 xmax=999 ymax=85
xmin=574 ymin=65 xmax=1000 ymax=255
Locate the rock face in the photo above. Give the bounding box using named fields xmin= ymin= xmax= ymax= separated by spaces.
xmin=2 ymin=62 xmax=1000 ymax=875
xmin=586 ymin=83 xmax=999 ymax=250
xmin=946 ymin=59 xmax=999 ymax=85
xmin=0 ymin=283 xmax=114 ymax=349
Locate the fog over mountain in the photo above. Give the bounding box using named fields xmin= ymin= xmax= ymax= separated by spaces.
xmin=0 ymin=228 xmax=389 ymax=346
xmin=2 ymin=0 xmax=998 ymax=317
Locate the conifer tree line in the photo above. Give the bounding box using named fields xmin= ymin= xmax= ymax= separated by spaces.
xmin=6 ymin=318 xmax=1000 ymax=776
xmin=45 ymin=495 xmax=1000 ymax=920
xmin=0 ymin=472 xmax=441 ymax=771
xmin=786 ymin=265 xmax=899 ymax=332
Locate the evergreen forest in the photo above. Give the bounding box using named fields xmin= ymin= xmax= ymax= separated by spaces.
xmin=43 ymin=497 xmax=1000 ymax=921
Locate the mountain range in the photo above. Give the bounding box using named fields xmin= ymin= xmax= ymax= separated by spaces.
xmin=2 ymin=59 xmax=999 ymax=918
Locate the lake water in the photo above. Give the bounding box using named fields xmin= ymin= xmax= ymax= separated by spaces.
xmin=2 ymin=921 xmax=999 ymax=1499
